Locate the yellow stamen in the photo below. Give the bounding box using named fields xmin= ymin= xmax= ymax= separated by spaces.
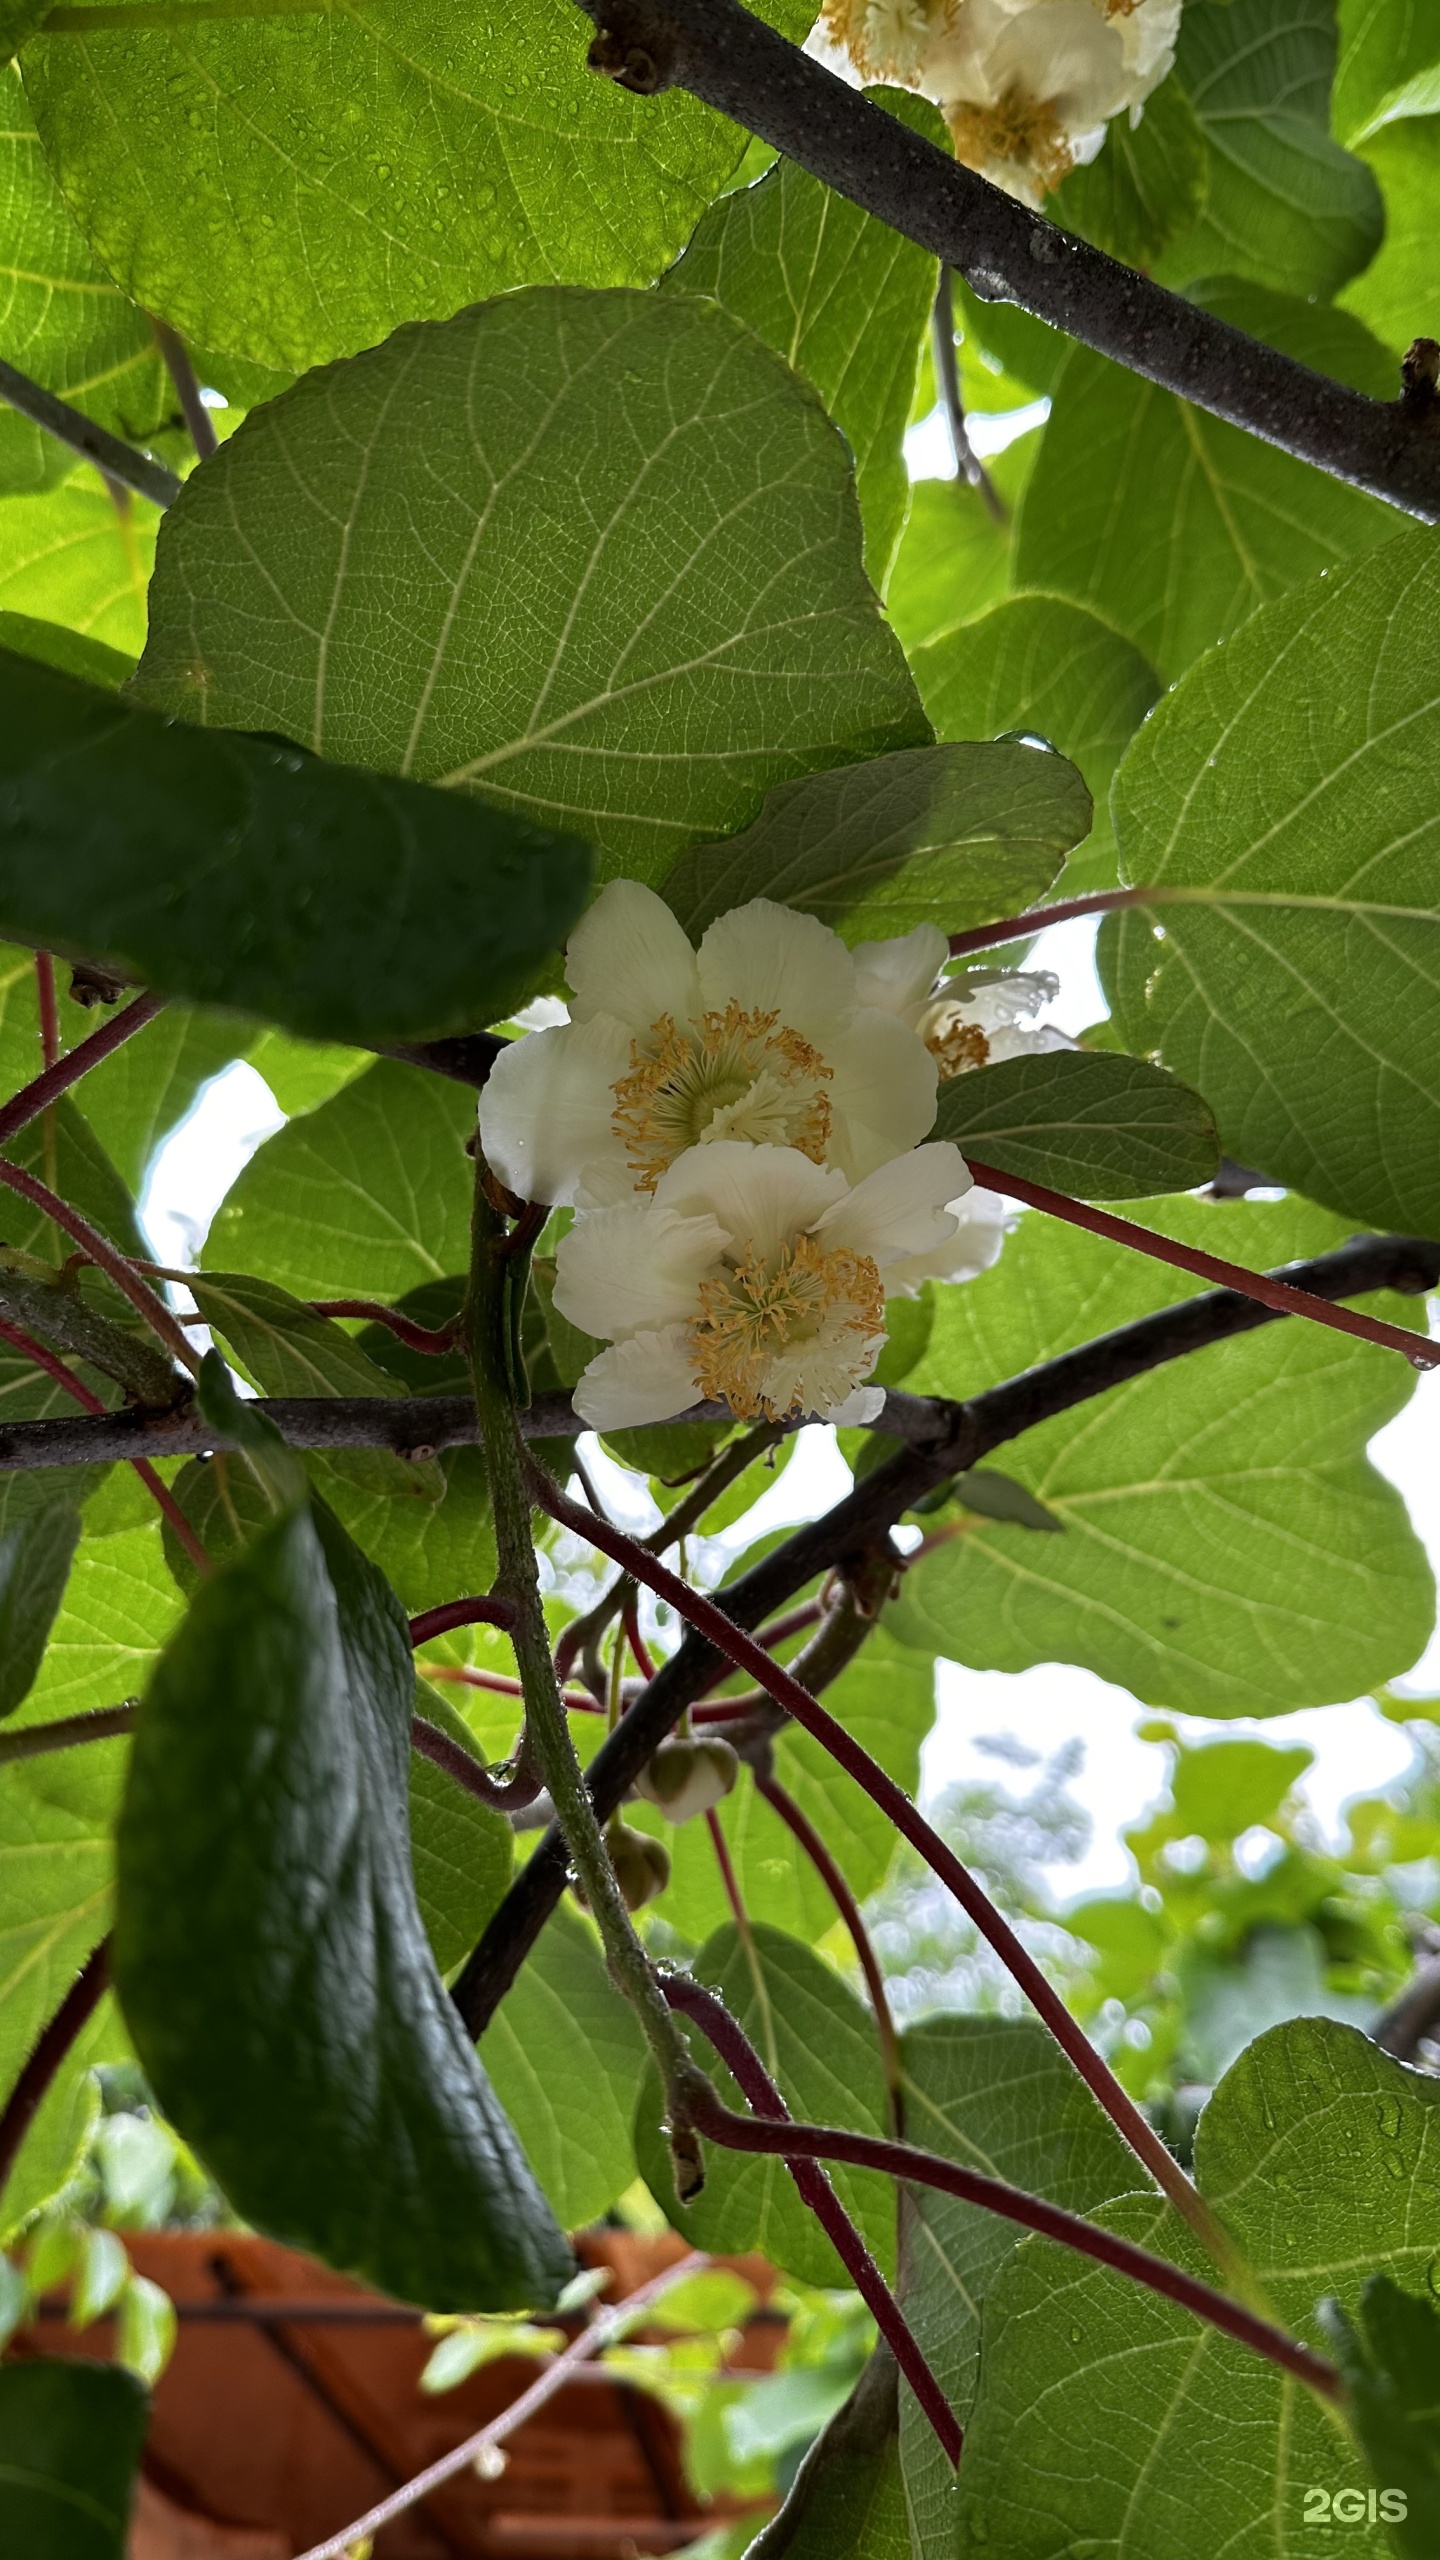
xmin=688 ymin=1236 xmax=884 ymax=1423
xmin=611 ymin=1005 xmax=833 ymax=1192
xmin=927 ymin=1017 xmax=991 ymax=1080
xmin=946 ymin=88 xmax=1076 ymax=194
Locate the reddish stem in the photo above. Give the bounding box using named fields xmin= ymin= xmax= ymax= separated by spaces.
xmin=0 ymin=991 xmax=165 ymax=1153
xmin=34 ymin=952 xmax=61 ymax=1072
xmin=407 ymin=1595 xmax=518 ymax=1645
xmin=0 ymin=1938 xmax=110 ymax=2195
xmin=756 ymin=1771 xmax=901 ymax=2115
xmin=705 ymin=1806 xmax=748 ymax=1934
xmin=411 ymin=1714 xmax=542 ymax=1814
xmin=622 ymin=1597 xmax=656 ymax=1683
xmin=756 ymin=1600 xmax=823 ymax=1653
xmin=309 ymin=1300 xmax=459 ymax=1355
xmin=665 ymin=1975 xmax=961 ymax=2460
xmin=689 ymin=2091 xmax=1339 ymax=2402
xmin=419 ymin=1660 xmax=602 ymax=1713
xmin=947 ymin=886 xmax=1152 ymax=958
xmin=0 ymin=1157 xmax=199 ymax=1376
xmin=967 ymin=1162 xmax=1440 ymax=1373
xmin=527 ymin=1462 xmax=1225 ymax=2260
xmin=0 ymin=1313 xmax=210 ymax=1573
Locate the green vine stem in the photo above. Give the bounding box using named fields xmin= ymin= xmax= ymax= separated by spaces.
xmin=464 ymin=1158 xmax=706 ymax=2185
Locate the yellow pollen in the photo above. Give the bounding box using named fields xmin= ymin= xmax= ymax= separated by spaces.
xmin=610 ymin=1005 xmax=833 ymax=1192
xmin=688 ymin=1236 xmax=885 ymax=1423
xmin=926 ymin=1017 xmax=991 ymax=1081
xmin=946 ymin=88 xmax=1076 ymax=194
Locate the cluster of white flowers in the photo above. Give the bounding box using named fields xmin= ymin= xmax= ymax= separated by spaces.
xmin=481 ymin=881 xmax=1069 ymax=1436
xmin=818 ymin=0 xmax=1183 ymax=204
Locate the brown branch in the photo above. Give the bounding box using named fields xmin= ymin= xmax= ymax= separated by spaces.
xmin=930 ymin=265 xmax=1004 ymax=521
xmin=577 ymin=0 xmax=1440 ymax=520
xmin=0 ymin=358 xmax=184 ymax=511
xmin=665 ymin=1974 xmax=960 ymax=2462
xmin=0 ymin=1939 xmax=111 ymax=2196
xmin=689 ymin=2090 xmax=1340 ymax=2402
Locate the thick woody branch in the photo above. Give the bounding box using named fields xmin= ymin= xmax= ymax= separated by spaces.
xmin=575 ymin=0 xmax=1440 ymax=520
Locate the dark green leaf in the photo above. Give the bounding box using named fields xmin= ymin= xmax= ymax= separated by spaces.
xmin=0 ymin=3 xmax=49 ymax=60
xmin=0 ymin=610 xmax=132 ymax=690
xmin=133 ymin=289 xmax=927 ymax=884
xmin=116 ymin=1495 xmax=572 ymax=2310
xmin=1051 ymin=76 xmax=1209 ymax=263
xmin=951 ymin=1470 xmax=1064 ymax=1533
xmin=408 ymin=1692 xmax=513 ymax=1978
xmin=481 ymin=1903 xmax=648 ymax=2230
xmin=660 ymin=89 xmax=944 ymax=590
xmin=24 ymin=0 xmax=812 ymax=371
xmin=1322 ymin=2276 xmax=1440 ymax=2553
xmin=889 ymin=1194 xmax=1433 ymax=1715
xmin=933 ymin=1049 xmax=1219 ymax=1198
xmin=1104 ymin=523 xmax=1440 ymax=1234
xmin=1161 ymin=0 xmax=1382 ymax=296
xmin=909 ymin=595 xmax=1161 ymax=894
xmin=0 ymin=648 xmax=591 ymax=1047
xmin=661 ymin=744 xmax=1085 ymax=949
xmin=748 ymin=2348 xmax=909 ymax=2560
xmin=0 ymin=1501 xmax=80 ymax=1718
xmin=0 ymin=2357 xmax=147 ymax=2559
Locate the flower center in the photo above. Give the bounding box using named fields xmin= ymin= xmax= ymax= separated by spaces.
xmin=925 ymin=1013 xmax=991 ymax=1080
xmin=946 ymin=88 xmax=1075 ymax=192
xmin=611 ymin=1006 xmax=833 ymax=1192
xmin=687 ymin=1235 xmax=884 ymax=1423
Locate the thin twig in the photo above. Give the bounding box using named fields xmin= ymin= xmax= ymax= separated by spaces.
xmin=965 ymin=1163 xmax=1440 ymax=1372
xmin=522 ymin=1464 xmax=1231 ymax=2263
xmin=0 ymin=1704 xmax=136 ymax=1765
xmin=0 ymin=357 xmax=183 ymax=511
xmin=411 ymin=1713 xmax=543 ymax=1814
xmin=0 ymin=1157 xmax=199 ymax=1376
xmin=419 ymin=1660 xmax=603 ymax=1713
xmin=309 ymin=1298 xmax=458 ymax=1354
xmin=756 ymin=1770 xmax=901 ymax=2116
xmin=930 ymin=265 xmax=1004 ymax=522
xmin=666 ymin=1974 xmax=960 ymax=2462
xmin=0 ymin=1939 xmax=110 ymax=2195
xmin=149 ymin=317 xmax=218 ymax=462
xmin=0 ymin=1312 xmax=208 ymax=1573
xmin=555 ymin=1422 xmax=778 ymax=1684
xmin=408 ymin=1595 xmax=518 ymax=1645
xmin=576 ymin=0 xmax=1440 ymax=520
xmin=689 ymin=2091 xmax=1338 ymax=2400
xmin=946 ymin=885 xmax=1152 ymax=957
xmin=289 ymin=2250 xmax=712 ymax=2560
xmin=0 ymin=992 xmax=165 ymax=1152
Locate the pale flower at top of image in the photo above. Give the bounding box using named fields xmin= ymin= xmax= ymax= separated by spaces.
xmin=553 ymin=1138 xmax=977 ymax=1433
xmin=818 ymin=0 xmax=1183 ymax=204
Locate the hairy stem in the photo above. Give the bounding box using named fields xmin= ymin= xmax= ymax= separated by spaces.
xmin=0 ymin=992 xmax=165 ymax=1154
xmin=0 ymin=1940 xmax=111 ymax=2196
xmin=666 ymin=1973 xmax=960 ymax=2462
xmin=966 ymin=1163 xmax=1440 ymax=1372
xmin=308 ymin=1297 xmax=458 ymax=1354
xmin=947 ymin=885 xmax=1154 ymax=957
xmin=407 ymin=1594 xmax=518 ymax=1644
xmin=0 ymin=1704 xmax=136 ymax=1765
xmin=690 ymin=2091 xmax=1339 ymax=2402
xmin=525 ymin=1463 xmax=1234 ymax=2267
xmin=756 ymin=1769 xmax=901 ymax=2119
xmin=465 ymin=1161 xmax=700 ymax=2162
xmin=0 ymin=1157 xmax=199 ymax=1376
xmin=411 ymin=1712 xmax=543 ymax=1814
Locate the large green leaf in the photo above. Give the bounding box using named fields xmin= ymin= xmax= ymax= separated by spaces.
xmin=115 ymin=1494 xmax=572 ymax=2310
xmin=75 ymin=1005 xmax=251 ymax=1194
xmin=0 ymin=1502 xmax=79 ymax=1718
xmin=0 ymin=2357 xmax=147 ymax=2559
xmin=1324 ymin=2276 xmax=1440 ymax=2554
xmin=908 ymin=595 xmax=1161 ymax=893
xmin=883 ymin=433 xmax=1042 ymax=659
xmin=888 ymin=1194 xmax=1433 ymax=1717
xmin=635 ymin=1922 xmax=894 ymax=2286
xmin=1334 ymin=0 xmax=1438 ymax=145
xmin=1 ymin=1991 xmax=126 ymax=2239
xmin=1050 ymin=75 xmax=1209 ymax=265
xmin=132 ymin=288 xmax=926 ymax=882
xmin=20 ymin=1488 xmax=181 ymax=1725
xmin=1160 ymin=0 xmax=1383 ymax=296
xmin=0 ymin=1738 xmax=120 ymax=2229
xmin=0 ymin=469 xmax=156 ymax=659
xmin=22 ymin=0 xmax=811 ymax=373
xmin=632 ymin=1632 xmax=934 ymax=1947
xmin=660 ymin=89 xmax=942 ymax=590
xmin=749 ymin=2349 xmax=909 ymax=2560
xmin=932 ymin=1050 xmax=1219 ymax=1199
xmin=1339 ymin=118 xmax=1440 ymax=352
xmin=1015 ymin=288 xmax=1401 ymax=681
xmin=0 ymin=649 xmax=591 ymax=1048
xmin=204 ymin=1058 xmax=474 ymax=1304
xmin=0 ymin=64 xmax=167 ymax=497
xmin=954 ymin=2018 xmax=1440 ymax=2557
xmin=1103 ymin=523 xmax=1440 ymax=1236
xmin=658 ymin=743 xmax=1085 ymax=948
xmin=895 ymin=2017 xmax=1142 ymax=2560
xmin=480 ymin=1903 xmax=648 ymax=2230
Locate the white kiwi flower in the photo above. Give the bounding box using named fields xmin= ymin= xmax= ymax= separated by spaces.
xmin=821 ymin=0 xmax=1183 ymax=204
xmin=479 ymin=880 xmax=940 ymax=1211
xmin=554 ymin=1139 xmax=972 ymax=1432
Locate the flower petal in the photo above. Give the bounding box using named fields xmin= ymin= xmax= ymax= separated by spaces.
xmin=696 ymin=898 xmax=854 ymax=1039
xmin=850 ymin=924 xmax=946 ymax=1025
xmin=566 ymin=880 xmax=700 ymax=1033
xmin=554 ymin=1203 xmax=726 ymax=1342
xmin=884 ymin=1186 xmax=1013 ymax=1296
xmin=654 ymin=1141 xmax=847 ymax=1264
xmin=815 ymin=1141 xmax=971 ymax=1266
xmin=478 ymin=1015 xmax=632 ymax=1207
xmin=572 ymin=1327 xmax=704 ymax=1433
xmin=826 ymin=1006 xmax=940 ymax=1181
xmin=826 ymin=1381 xmax=887 ymax=1426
